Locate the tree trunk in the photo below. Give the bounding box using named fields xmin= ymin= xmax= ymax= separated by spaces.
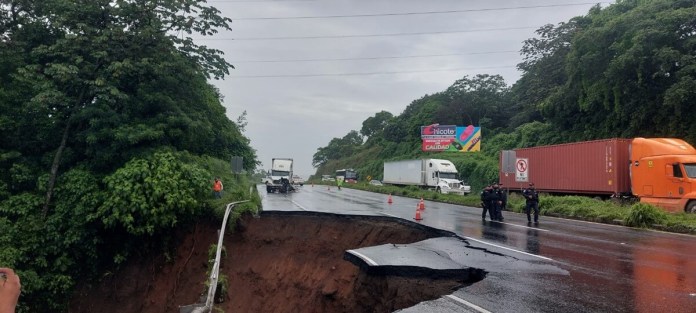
xmin=42 ymin=121 xmax=71 ymax=217
xmin=42 ymin=85 xmax=91 ymax=217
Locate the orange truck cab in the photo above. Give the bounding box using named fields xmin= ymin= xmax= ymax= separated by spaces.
xmin=630 ymin=138 xmax=696 ymax=213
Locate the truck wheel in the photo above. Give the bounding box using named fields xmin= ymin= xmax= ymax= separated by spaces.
xmin=686 ymin=201 xmax=696 ymax=214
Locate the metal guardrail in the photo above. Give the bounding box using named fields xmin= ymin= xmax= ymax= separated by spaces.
xmin=182 ymin=200 xmax=250 ymax=313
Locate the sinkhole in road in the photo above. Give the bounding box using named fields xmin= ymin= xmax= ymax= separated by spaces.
xmin=223 ymin=212 xmax=485 ymax=313
xmin=69 ymin=211 xmax=485 ymax=313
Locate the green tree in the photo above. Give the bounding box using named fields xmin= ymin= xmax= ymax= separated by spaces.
xmin=312 ymin=131 xmax=363 ymax=167
xmin=385 ymin=94 xmax=443 ymax=146
xmin=360 ymin=110 xmax=393 ymax=139
xmin=544 ymin=0 xmax=696 ymax=142
xmin=438 ymin=74 xmax=511 ymax=131
xmin=0 ymin=0 xmax=236 ymax=214
xmin=511 ymin=18 xmax=589 ymax=128
xmin=0 ymin=2 xmax=258 ymax=311
xmin=98 ymin=152 xmax=210 ymax=237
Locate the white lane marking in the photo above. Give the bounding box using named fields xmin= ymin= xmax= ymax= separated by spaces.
xmin=493 ymin=221 xmax=550 ymax=232
xmin=290 ymin=200 xmax=309 ymax=211
xmin=464 ymin=236 xmax=554 ymax=261
xmin=445 ymin=295 xmax=491 ymax=313
xmin=346 ymin=249 xmax=379 ymax=266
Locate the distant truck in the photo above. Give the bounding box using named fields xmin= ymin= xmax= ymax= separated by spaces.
xmin=292 ymin=175 xmax=304 ymax=186
xmin=383 ymin=159 xmax=470 ymax=195
xmin=263 ymin=158 xmax=294 ymax=193
xmin=498 ymin=138 xmax=696 ymax=213
xmin=335 ymin=169 xmax=358 ymax=183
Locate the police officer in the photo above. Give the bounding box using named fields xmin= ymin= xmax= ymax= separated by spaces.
xmin=523 ymin=182 xmax=540 ymax=223
xmin=499 ymin=183 xmax=508 ymax=212
xmin=480 ymin=185 xmax=494 ymax=220
xmin=491 ymin=183 xmax=504 ymax=221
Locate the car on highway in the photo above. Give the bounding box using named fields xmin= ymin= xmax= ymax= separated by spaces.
xmin=369 ymin=180 xmax=383 ymax=186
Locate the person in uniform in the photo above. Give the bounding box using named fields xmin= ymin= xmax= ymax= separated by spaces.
xmin=491 ymin=183 xmax=504 ymax=221
xmin=523 ymin=182 xmax=540 ymax=223
xmin=499 ymin=183 xmax=508 ymax=212
xmin=480 ymin=185 xmax=493 ymax=220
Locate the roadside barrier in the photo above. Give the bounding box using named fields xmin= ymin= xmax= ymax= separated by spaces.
xmin=180 ymin=200 xmax=249 ymax=313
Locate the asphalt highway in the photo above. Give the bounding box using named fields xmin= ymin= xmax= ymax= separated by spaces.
xmin=259 ymin=185 xmax=696 ymax=313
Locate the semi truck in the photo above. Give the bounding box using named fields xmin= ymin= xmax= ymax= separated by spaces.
xmin=263 ymin=158 xmax=294 ymax=193
xmin=335 ymin=169 xmax=358 ymax=183
xmin=292 ymin=175 xmax=304 ymax=186
xmin=383 ymin=159 xmax=471 ymax=195
xmin=498 ymin=138 xmax=696 ymax=213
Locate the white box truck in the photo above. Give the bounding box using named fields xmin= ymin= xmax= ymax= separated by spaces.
xmin=263 ymin=158 xmax=294 ymax=193
xmin=383 ymin=159 xmax=470 ymax=195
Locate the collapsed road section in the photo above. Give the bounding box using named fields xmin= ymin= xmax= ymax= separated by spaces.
xmin=220 ymin=212 xmax=487 ymax=313
xmin=70 ymin=211 xmax=488 ymax=313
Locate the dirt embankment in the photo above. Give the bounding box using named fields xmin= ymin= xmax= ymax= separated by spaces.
xmin=70 ymin=212 xmax=477 ymax=313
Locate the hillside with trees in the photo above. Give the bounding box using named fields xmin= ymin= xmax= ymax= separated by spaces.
xmin=313 ymin=0 xmax=696 ymax=191
xmin=0 ymin=1 xmax=257 ymax=311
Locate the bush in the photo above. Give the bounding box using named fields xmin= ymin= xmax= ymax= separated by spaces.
xmin=97 ymin=152 xmax=211 ymax=236
xmin=624 ymin=203 xmax=668 ymax=228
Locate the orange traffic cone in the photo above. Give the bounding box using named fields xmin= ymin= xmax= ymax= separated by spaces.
xmin=387 ymin=194 xmax=393 ymax=204
xmin=419 ymin=198 xmax=425 ymax=210
xmin=414 ymin=205 xmax=423 ymax=221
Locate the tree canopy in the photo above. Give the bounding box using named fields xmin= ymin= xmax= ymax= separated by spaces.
xmin=312 ymin=130 xmax=363 ymax=167
xmin=0 ymin=1 xmax=257 ymax=311
xmin=360 ymin=110 xmax=393 ymax=139
xmin=547 ymin=0 xmax=696 ymax=142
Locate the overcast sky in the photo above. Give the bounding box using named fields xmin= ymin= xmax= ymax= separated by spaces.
xmin=201 ymin=0 xmax=612 ymax=178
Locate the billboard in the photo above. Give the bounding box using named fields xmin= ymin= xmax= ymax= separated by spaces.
xmin=421 ymin=124 xmax=481 ymax=152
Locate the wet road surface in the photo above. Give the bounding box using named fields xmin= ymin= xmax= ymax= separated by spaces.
xmin=259 ymin=185 xmax=696 ymax=313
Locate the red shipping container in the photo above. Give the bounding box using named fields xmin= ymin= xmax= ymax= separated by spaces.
xmin=499 ymin=139 xmax=632 ymax=195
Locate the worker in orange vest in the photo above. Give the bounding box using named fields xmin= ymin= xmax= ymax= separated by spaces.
xmin=213 ymin=177 xmax=224 ymax=199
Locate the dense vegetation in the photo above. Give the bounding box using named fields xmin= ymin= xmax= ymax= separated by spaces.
xmin=313 ymin=0 xmax=696 ymax=193
xmin=0 ymin=1 xmax=259 ymax=312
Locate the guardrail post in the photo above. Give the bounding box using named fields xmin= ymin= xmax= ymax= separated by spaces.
xmin=180 ymin=200 xmax=250 ymax=313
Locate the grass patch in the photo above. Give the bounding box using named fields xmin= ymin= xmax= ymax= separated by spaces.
xmin=625 ymin=203 xmax=668 ymax=228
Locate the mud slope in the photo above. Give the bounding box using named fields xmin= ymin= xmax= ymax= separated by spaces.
xmin=71 ymin=212 xmax=476 ymax=313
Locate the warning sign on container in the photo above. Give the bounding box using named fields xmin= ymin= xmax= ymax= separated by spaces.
xmin=516 ymin=158 xmax=528 ymax=182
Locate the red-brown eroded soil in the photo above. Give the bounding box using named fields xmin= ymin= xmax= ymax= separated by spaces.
xmin=70 ymin=212 xmax=470 ymax=313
